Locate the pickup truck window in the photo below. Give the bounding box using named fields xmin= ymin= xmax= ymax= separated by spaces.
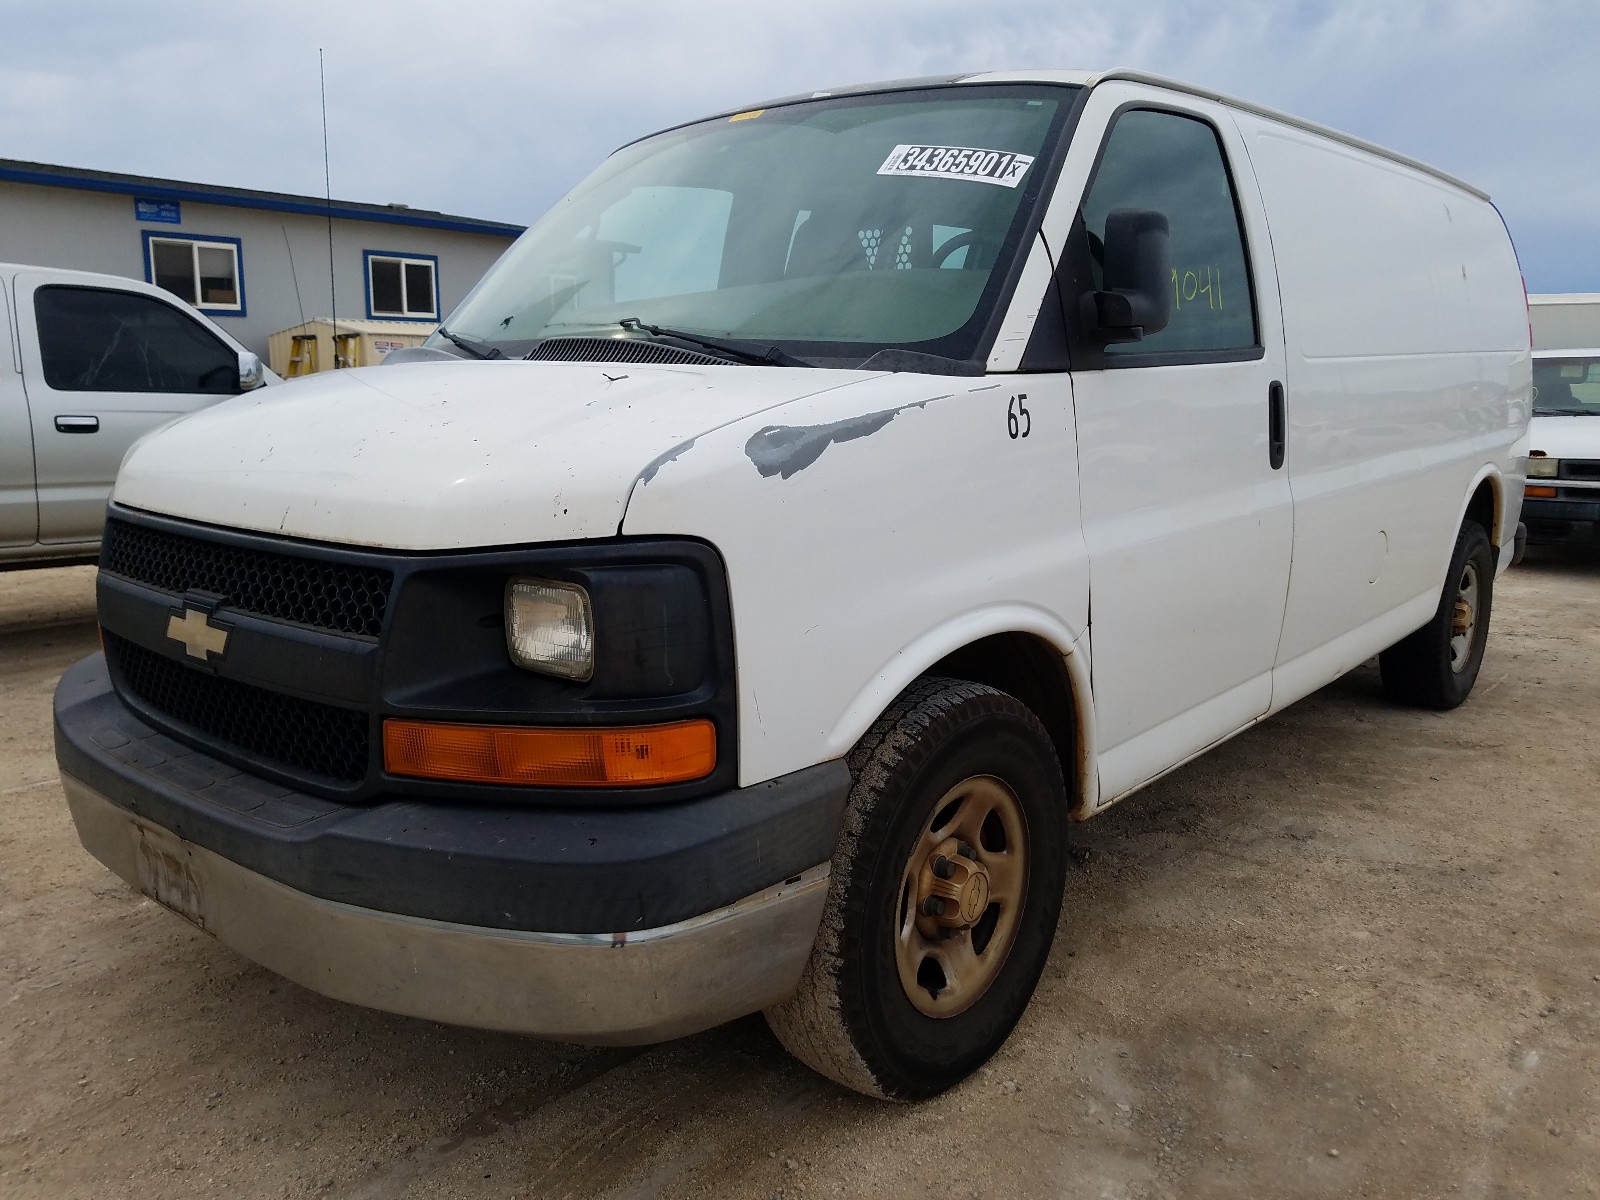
xmin=434 ymin=86 xmax=1074 ymax=367
xmin=1082 ymin=108 xmax=1258 ymax=358
xmin=34 ymin=286 xmax=242 ymax=395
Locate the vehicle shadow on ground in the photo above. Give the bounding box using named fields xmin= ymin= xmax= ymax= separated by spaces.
xmin=1514 ymin=544 xmax=1600 ymax=577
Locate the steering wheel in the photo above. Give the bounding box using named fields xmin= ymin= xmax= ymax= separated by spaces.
xmin=932 ymin=231 xmax=981 ymax=268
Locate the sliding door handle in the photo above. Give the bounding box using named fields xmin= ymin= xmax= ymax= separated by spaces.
xmin=1267 ymin=382 xmax=1286 ymax=471
xmin=55 ymin=415 xmax=100 ymax=433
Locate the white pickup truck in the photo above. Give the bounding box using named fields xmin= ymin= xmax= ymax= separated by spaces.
xmin=54 ymin=70 xmax=1529 ymax=1100
xmin=0 ymin=263 xmax=272 ymax=568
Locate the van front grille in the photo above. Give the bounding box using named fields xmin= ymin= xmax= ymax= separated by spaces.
xmin=101 ymin=518 xmax=392 ymax=637
xmin=1560 ymin=459 xmax=1600 ymax=481
xmin=105 ymin=632 xmax=369 ymax=784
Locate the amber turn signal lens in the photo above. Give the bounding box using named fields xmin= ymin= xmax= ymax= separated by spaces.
xmin=383 ymin=718 xmax=716 ymax=787
xmin=1525 ymin=485 xmax=1558 ymax=498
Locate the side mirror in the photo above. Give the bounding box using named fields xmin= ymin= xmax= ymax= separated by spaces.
xmin=238 ymin=351 xmax=266 ymax=391
xmin=1083 ymin=208 xmax=1172 ymax=344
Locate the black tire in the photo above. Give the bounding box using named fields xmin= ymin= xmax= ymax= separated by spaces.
xmin=763 ymin=677 xmax=1068 ymax=1100
xmin=1379 ymin=520 xmax=1495 ymax=709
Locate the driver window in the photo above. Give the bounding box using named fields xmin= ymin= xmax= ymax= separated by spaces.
xmin=1081 ymin=109 xmax=1258 ymax=356
xmin=34 ymin=286 xmax=240 ymax=394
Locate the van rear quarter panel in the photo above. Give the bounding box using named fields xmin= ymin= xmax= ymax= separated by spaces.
xmin=1235 ymin=112 xmax=1529 ymax=701
xmin=621 ymin=373 xmax=1089 ymax=789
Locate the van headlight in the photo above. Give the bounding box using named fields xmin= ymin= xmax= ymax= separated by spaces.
xmin=1528 ymin=456 xmax=1559 ymax=478
xmin=505 ymin=579 xmax=594 ymax=681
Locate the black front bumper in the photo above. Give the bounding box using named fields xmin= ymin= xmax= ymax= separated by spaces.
xmin=55 ymin=655 xmax=850 ymax=934
xmin=1521 ymin=497 xmax=1600 ymax=546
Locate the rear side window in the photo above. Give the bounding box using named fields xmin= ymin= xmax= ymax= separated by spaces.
xmin=1081 ymin=109 xmax=1257 ymax=357
xmin=34 ymin=286 xmax=241 ymax=394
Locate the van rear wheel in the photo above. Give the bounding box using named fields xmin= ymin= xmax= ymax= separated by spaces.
xmin=1379 ymin=520 xmax=1494 ymax=709
xmin=763 ymin=678 xmax=1067 ymax=1100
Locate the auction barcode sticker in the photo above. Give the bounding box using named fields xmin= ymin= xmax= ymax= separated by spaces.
xmin=877 ymin=144 xmax=1035 ymax=187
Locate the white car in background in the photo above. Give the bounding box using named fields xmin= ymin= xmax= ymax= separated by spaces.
xmin=1 ymin=263 xmax=274 ymax=569
xmin=1523 ymin=349 xmax=1600 ymax=550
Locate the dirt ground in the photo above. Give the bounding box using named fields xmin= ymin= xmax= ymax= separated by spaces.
xmin=1 ymin=556 xmax=1596 ymax=1200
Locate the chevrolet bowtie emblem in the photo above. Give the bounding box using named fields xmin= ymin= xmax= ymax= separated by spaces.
xmin=166 ymin=607 xmax=231 ymax=662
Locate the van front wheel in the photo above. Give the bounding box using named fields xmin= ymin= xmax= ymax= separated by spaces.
xmin=763 ymin=678 xmax=1067 ymax=1100
xmin=1379 ymin=520 xmax=1494 ymax=709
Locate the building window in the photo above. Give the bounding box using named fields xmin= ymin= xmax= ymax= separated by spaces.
xmin=143 ymin=233 xmax=244 ymax=315
xmin=364 ymin=252 xmax=439 ymax=320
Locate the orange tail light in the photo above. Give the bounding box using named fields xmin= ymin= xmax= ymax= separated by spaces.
xmin=383 ymin=718 xmax=716 ymax=787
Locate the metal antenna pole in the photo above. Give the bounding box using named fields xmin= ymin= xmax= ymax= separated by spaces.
xmin=320 ymin=48 xmax=338 ymax=363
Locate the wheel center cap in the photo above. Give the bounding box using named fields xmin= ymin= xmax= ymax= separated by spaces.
xmin=919 ymin=840 xmax=993 ymax=930
xmin=1452 ymin=598 xmax=1473 ymax=636
xmin=959 ymin=871 xmax=990 ymax=924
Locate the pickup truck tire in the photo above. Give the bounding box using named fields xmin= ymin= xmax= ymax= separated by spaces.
xmin=1379 ymin=520 xmax=1494 ymax=710
xmin=764 ymin=677 xmax=1067 ymax=1100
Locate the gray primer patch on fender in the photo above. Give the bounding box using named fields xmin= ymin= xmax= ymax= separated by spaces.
xmin=745 ymin=401 xmax=934 ymax=480
xmin=637 ymin=436 xmax=698 ymax=486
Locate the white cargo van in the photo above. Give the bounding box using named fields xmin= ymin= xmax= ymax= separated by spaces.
xmin=54 ymin=70 xmax=1530 ymax=1100
xmin=1524 ymin=347 xmax=1600 ymax=546
xmin=1 ymin=263 xmax=273 ymax=567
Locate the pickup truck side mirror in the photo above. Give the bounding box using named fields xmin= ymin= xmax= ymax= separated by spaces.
xmin=1083 ymin=208 xmax=1172 ymax=344
xmin=238 ymin=351 xmax=266 ymax=391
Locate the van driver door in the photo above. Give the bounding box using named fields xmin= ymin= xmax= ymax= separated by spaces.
xmin=1050 ymin=89 xmax=1293 ymax=803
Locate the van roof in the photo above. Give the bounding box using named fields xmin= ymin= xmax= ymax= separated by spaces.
xmin=704 ymin=69 xmax=1488 ymax=202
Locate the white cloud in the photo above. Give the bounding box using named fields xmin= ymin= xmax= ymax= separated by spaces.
xmin=1 ymin=0 xmax=1595 ymax=288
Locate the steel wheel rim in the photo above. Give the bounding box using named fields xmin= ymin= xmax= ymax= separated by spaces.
xmin=894 ymin=775 xmax=1028 ymax=1018
xmin=1449 ymin=558 xmax=1480 ymax=673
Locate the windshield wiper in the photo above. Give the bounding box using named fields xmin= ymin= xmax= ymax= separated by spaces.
xmin=436 ymin=326 xmax=502 ymax=360
xmin=617 ymin=318 xmax=812 ymax=367
xmin=1534 ymin=407 xmax=1599 ymax=417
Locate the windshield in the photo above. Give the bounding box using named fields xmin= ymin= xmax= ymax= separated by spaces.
xmin=1533 ymin=356 xmax=1600 ymax=415
xmin=433 ymin=85 xmax=1073 ymax=367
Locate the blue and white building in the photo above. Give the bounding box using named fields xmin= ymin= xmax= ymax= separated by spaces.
xmin=0 ymin=157 xmax=523 ymax=357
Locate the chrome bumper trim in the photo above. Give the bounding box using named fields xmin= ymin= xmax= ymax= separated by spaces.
xmin=63 ymin=771 xmax=829 ymax=1044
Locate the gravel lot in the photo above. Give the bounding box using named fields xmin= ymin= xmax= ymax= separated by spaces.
xmin=1 ymin=557 xmax=1596 ymax=1199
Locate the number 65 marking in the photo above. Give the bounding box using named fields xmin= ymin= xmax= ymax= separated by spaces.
xmin=1007 ymin=393 xmax=1031 ymax=439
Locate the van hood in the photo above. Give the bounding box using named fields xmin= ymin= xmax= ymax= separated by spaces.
xmin=1529 ymin=413 xmax=1600 ymax=460
xmin=113 ymin=361 xmax=877 ymax=549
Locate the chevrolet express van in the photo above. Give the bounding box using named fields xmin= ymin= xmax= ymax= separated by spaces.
xmin=1524 ymin=348 xmax=1600 ymax=546
xmin=54 ymin=70 xmax=1530 ymax=1100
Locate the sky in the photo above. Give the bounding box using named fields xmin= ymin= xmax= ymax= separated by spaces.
xmin=1 ymin=0 xmax=1596 ymax=292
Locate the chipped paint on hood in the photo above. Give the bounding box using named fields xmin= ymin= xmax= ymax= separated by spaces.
xmin=743 ymin=400 xmax=933 ymax=479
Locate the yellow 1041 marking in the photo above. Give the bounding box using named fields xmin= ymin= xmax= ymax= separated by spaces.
xmin=1171 ymin=266 xmax=1223 ymax=311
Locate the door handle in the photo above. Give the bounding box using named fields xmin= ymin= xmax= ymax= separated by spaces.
xmin=1268 ymin=382 xmax=1286 ymax=471
xmin=55 ymin=415 xmax=99 ymax=433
